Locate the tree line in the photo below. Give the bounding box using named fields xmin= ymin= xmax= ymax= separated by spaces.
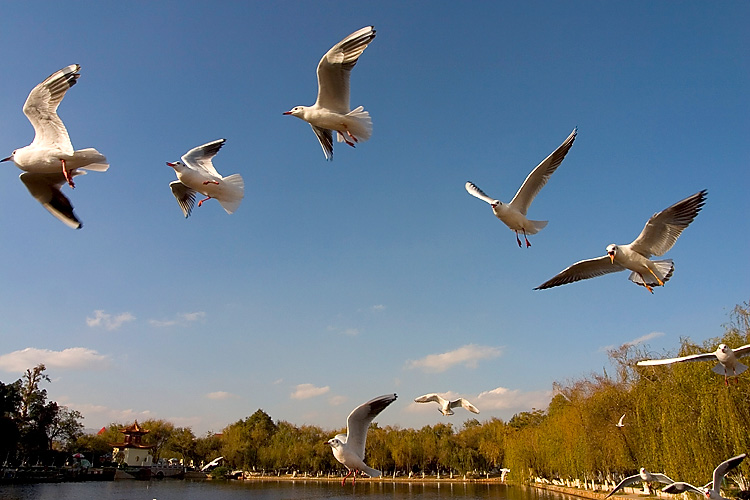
xmin=3 ymin=302 xmax=749 ymax=488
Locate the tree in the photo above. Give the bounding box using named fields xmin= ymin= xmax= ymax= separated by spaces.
xmin=47 ymin=406 xmax=84 ymax=451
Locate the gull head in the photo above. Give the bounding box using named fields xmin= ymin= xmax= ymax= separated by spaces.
xmin=283 ymin=106 xmax=305 ymax=118
xmin=326 ymin=438 xmax=343 ymax=449
xmin=718 ymin=344 xmax=728 ymax=354
xmin=606 ymin=244 xmax=617 ymax=263
xmin=166 ymin=161 xmax=186 ymax=172
xmin=1 ymin=151 xmax=16 ymax=163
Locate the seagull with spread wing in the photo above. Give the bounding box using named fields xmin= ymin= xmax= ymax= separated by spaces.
xmin=535 ymin=190 xmax=706 ymax=293
xmin=662 ymin=454 xmax=746 ymax=500
xmin=166 ymin=139 xmax=244 ymax=218
xmin=605 ymin=468 xmax=674 ymax=498
xmin=1 ymin=64 xmax=108 ymax=229
xmin=327 ymin=393 xmax=397 ymax=485
xmin=465 ymin=128 xmax=577 ymax=247
xmin=637 ymin=343 xmax=750 ymax=385
xmin=284 ymin=26 xmax=376 ymax=160
xmin=414 ymin=393 xmax=480 ymax=416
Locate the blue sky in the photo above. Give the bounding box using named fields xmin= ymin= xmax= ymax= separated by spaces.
xmin=0 ymin=2 xmax=747 ymax=435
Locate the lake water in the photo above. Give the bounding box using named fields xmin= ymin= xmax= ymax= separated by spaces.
xmin=0 ymin=480 xmax=582 ymax=500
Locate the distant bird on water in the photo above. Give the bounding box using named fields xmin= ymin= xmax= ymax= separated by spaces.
xmin=326 ymin=393 xmax=397 ymax=485
xmin=605 ymin=468 xmax=674 ymax=498
xmin=637 ymin=343 xmax=750 ymax=385
xmin=535 ymin=189 xmax=707 ymax=293
xmin=465 ymin=128 xmax=577 ymax=247
xmin=414 ymin=393 xmax=480 ymax=416
xmin=1 ymin=64 xmax=109 ymax=229
xmin=284 ymin=26 xmax=376 ymax=160
xmin=166 ymin=139 xmax=244 ymax=218
xmin=662 ymin=453 xmax=746 ymax=500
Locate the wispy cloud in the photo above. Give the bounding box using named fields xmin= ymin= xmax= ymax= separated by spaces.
xmin=291 ymin=383 xmax=330 ymax=400
xmin=476 ymin=386 xmax=552 ymax=411
xmin=66 ymin=402 xmax=152 ymax=425
xmin=86 ymin=310 xmax=135 ymax=331
xmin=0 ymin=347 xmax=110 ymax=373
xmin=149 ymin=311 xmax=206 ymax=327
xmin=371 ymin=305 xmax=386 ymax=312
xmin=601 ymin=331 xmax=666 ymax=352
xmin=206 ymin=391 xmax=237 ymax=400
xmin=406 ymin=344 xmax=502 ymax=373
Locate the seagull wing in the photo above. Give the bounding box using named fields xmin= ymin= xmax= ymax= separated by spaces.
xmin=24 ymin=64 xmax=80 ymax=155
xmin=181 ymin=139 xmax=226 ymax=178
xmin=170 ymin=181 xmax=196 ymax=218
xmin=629 ymin=189 xmax=707 ymax=258
xmin=636 ymin=352 xmax=718 ymax=366
xmin=663 ymin=482 xmax=703 ymax=495
xmin=712 ymin=454 xmax=746 ymax=492
xmin=650 ymin=473 xmax=674 ymax=484
xmin=345 ymin=393 xmax=397 ymax=459
xmin=414 ymin=393 xmax=446 ymax=406
xmin=605 ymin=474 xmax=640 ymax=499
xmin=315 ymin=26 xmax=376 ymax=113
xmin=509 ymin=128 xmax=577 ymax=215
xmin=19 ymin=172 xmax=83 ymax=229
xmin=535 ymin=255 xmax=625 ymax=290
xmin=456 ymin=398 xmax=480 ymax=414
xmin=465 ymin=181 xmax=499 ymax=206
xmin=617 ymin=414 xmax=625 ymax=426
xmin=310 ymin=125 xmax=334 ymax=161
xmin=732 ymin=344 xmax=750 ymax=358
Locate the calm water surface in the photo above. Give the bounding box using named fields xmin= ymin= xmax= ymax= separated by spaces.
xmin=0 ymin=480 xmax=582 ymax=500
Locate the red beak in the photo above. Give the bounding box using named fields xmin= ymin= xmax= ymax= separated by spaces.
xmin=166 ymin=162 xmax=176 ymax=167
xmin=282 ymin=111 xmax=292 ymax=115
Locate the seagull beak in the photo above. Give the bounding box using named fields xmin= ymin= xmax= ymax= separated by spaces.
xmin=166 ymin=162 xmax=176 ymax=167
xmin=282 ymin=111 xmax=292 ymax=115
xmin=608 ymin=252 xmax=615 ymax=264
xmin=0 ymin=156 xmax=11 ymax=162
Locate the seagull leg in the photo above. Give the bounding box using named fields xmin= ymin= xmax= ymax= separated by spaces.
xmin=352 ymin=469 xmax=358 ymax=484
xmin=338 ymin=130 xmax=356 ymax=148
xmin=523 ymin=229 xmax=531 ymax=248
xmin=515 ymin=231 xmax=522 ymax=248
xmin=346 ymin=130 xmax=359 ymax=143
xmin=341 ymin=469 xmax=354 ymax=486
xmin=203 ymin=180 xmax=220 ymax=185
xmin=637 ymin=274 xmax=655 ymax=293
xmin=646 ymin=268 xmax=665 ymax=287
xmin=61 ymin=159 xmax=75 ymax=189
xmin=197 ymin=196 xmax=212 ymax=207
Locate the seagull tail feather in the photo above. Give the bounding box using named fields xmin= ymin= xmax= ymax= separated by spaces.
xmin=526 ymin=220 xmax=548 ymax=234
xmin=73 ymin=148 xmax=109 ymax=172
xmin=340 ymin=106 xmax=372 ymax=142
xmin=216 ymin=174 xmax=244 ymax=214
xmin=359 ymin=464 xmax=382 ymax=478
xmin=712 ymin=362 xmax=748 ymax=376
xmin=628 ymin=259 xmax=674 ymax=288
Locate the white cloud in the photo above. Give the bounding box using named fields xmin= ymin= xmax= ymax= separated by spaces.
xmin=406 ymin=344 xmax=502 ymax=373
xmin=290 ymin=383 xmax=330 ymax=400
xmin=86 ymin=310 xmax=135 ymax=331
xmin=149 ymin=312 xmax=206 ymax=327
xmin=371 ymin=305 xmax=386 ymax=312
xmin=476 ymin=386 xmax=552 ymax=411
xmin=328 ymin=395 xmax=347 ymax=406
xmin=66 ymin=403 xmax=152 ymax=425
xmin=0 ymin=347 xmax=110 ymax=373
xmin=601 ymin=331 xmax=666 ymax=352
xmin=206 ymin=391 xmax=236 ymax=400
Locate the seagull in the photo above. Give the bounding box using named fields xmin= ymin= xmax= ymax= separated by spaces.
xmin=414 ymin=393 xmax=480 ymax=416
xmin=326 ymin=393 xmax=397 ymax=485
xmin=637 ymin=343 xmax=750 ymax=385
xmin=465 ymin=128 xmax=577 ymax=247
xmin=535 ymin=189 xmax=707 ymax=293
xmin=662 ymin=454 xmax=746 ymax=500
xmin=284 ymin=26 xmax=376 ymax=160
xmin=605 ymin=468 xmax=674 ymax=498
xmin=166 ymin=139 xmax=244 ymax=217
xmin=1 ymin=64 xmax=108 ymax=229
xmin=616 ymin=413 xmax=625 ymax=428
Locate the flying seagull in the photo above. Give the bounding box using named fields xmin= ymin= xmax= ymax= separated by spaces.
xmin=327 ymin=393 xmax=397 ymax=485
xmin=284 ymin=26 xmax=376 ymax=160
xmin=166 ymin=139 xmax=244 ymax=217
xmin=465 ymin=128 xmax=577 ymax=247
xmin=616 ymin=413 xmax=625 ymax=428
xmin=1 ymin=64 xmax=108 ymax=229
xmin=605 ymin=468 xmax=674 ymax=498
xmin=637 ymin=343 xmax=750 ymax=385
xmin=662 ymin=454 xmax=746 ymax=500
xmin=414 ymin=393 xmax=480 ymax=416
xmin=535 ymin=190 xmax=707 ymax=293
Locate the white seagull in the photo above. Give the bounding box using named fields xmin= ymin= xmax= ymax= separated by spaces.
xmin=637 ymin=343 xmax=750 ymax=385
xmin=166 ymin=139 xmax=244 ymax=217
xmin=1 ymin=64 xmax=108 ymax=229
xmin=605 ymin=468 xmax=674 ymax=498
xmin=535 ymin=189 xmax=707 ymax=293
xmin=326 ymin=393 xmax=397 ymax=485
xmin=465 ymin=128 xmax=577 ymax=247
xmin=616 ymin=413 xmax=625 ymax=428
xmin=662 ymin=453 xmax=746 ymax=500
xmin=284 ymin=26 xmax=376 ymax=160
xmin=414 ymin=393 xmax=480 ymax=416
